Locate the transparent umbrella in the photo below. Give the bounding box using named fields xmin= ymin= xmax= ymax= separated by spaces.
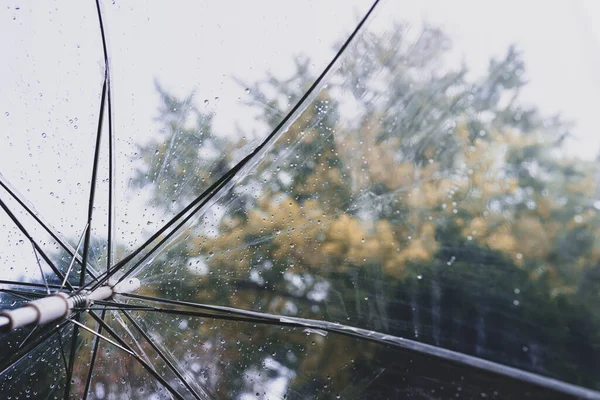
xmin=1 ymin=0 xmax=600 ymax=399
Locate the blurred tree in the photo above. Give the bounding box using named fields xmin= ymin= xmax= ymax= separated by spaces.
xmin=132 ymin=23 xmax=600 ymax=396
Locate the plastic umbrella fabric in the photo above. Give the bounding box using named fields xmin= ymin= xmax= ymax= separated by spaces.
xmin=1 ymin=0 xmax=600 ymax=399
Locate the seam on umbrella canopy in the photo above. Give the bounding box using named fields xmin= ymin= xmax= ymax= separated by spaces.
xmin=86 ymin=310 xmax=186 ymax=400
xmin=120 ymin=309 xmax=207 ymax=400
xmin=74 ymin=302 xmax=208 ymax=398
xmin=0 ymin=173 xmax=93 ymax=275
xmin=0 ymin=320 xmax=70 ymax=376
xmin=82 ymin=309 xmax=105 ymax=400
xmin=64 ymin=64 xmax=107 ymax=400
xmin=66 ymin=0 xmax=112 ymax=395
xmin=55 ymin=330 xmax=69 ymax=376
xmin=121 ymin=293 xmax=600 ymax=400
xmin=0 ymin=196 xmax=73 ymax=291
xmin=94 ymin=0 xmax=116 ymax=278
xmin=80 ymin=0 xmax=384 ymax=292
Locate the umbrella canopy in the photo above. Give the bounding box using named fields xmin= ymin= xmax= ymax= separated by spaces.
xmin=1 ymin=0 xmax=600 ymax=399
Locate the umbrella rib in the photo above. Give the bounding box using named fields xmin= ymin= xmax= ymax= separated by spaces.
xmin=0 ymin=320 xmax=69 ymax=375
xmin=83 ymin=167 xmax=234 ymax=292
xmin=115 ymin=170 xmax=235 ymax=282
xmin=143 ymin=306 xmax=319 ymax=328
xmin=0 ymin=174 xmax=90 ymax=274
xmin=88 ymin=0 xmax=383 ymax=289
xmin=122 ymin=293 xmax=346 ymax=331
xmin=121 ymin=293 xmax=600 ymax=400
xmin=119 ymin=308 xmax=206 ymax=400
xmin=94 ymin=0 xmax=115 ymax=276
xmin=0 ymin=280 xmax=74 ymax=291
xmin=0 ymin=289 xmax=41 ymax=301
xmin=105 ymin=301 xmax=298 ymax=326
xmin=80 ymin=78 xmax=107 ymax=288
xmin=0 ymin=289 xmax=31 ymax=301
xmin=55 ymin=331 xmax=70 ymax=376
xmin=0 ymin=196 xmax=73 ymax=290
xmin=82 ymin=309 xmax=106 ymax=400
xmin=86 ymin=311 xmax=185 ymax=400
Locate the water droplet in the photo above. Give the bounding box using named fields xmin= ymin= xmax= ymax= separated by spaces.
xmin=203 ymin=99 xmax=209 ymax=105
xmin=245 ymin=88 xmax=251 ymax=94
xmin=41 ymin=132 xmax=47 ymax=138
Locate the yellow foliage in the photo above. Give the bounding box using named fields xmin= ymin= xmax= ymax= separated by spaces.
xmin=486 ymin=231 xmax=517 ymax=254
xmin=514 ymin=216 xmax=551 ymax=259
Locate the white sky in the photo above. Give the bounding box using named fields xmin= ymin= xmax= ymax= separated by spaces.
xmin=416 ymin=0 xmax=600 ymax=158
xmin=1 ymin=0 xmax=599 ymax=282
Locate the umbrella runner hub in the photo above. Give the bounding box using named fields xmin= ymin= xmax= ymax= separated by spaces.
xmin=0 ymin=278 xmax=140 ymax=332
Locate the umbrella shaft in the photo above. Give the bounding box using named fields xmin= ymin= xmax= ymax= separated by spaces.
xmin=0 ymin=278 xmax=140 ymax=331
